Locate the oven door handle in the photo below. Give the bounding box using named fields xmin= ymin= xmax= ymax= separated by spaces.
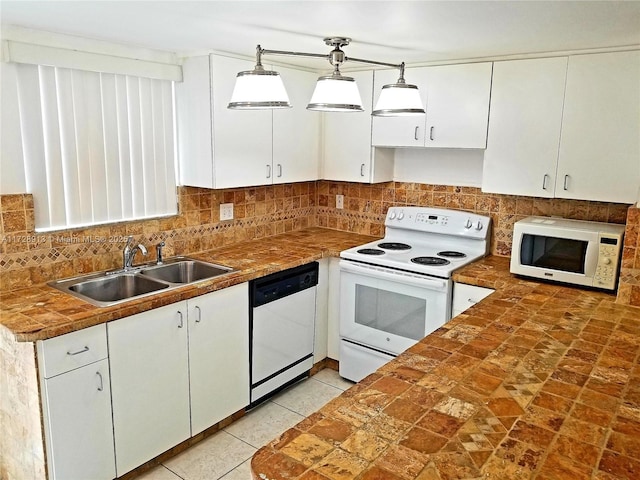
xmin=339 ymin=260 xmax=447 ymax=291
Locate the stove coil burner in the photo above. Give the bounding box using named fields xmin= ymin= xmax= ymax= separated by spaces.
xmin=377 ymin=242 xmax=412 ymax=251
xmin=437 ymin=251 xmax=467 ymax=258
xmin=411 ymin=256 xmax=451 ymax=266
xmin=357 ymin=248 xmax=385 ymax=256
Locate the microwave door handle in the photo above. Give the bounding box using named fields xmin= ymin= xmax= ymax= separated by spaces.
xmin=340 ymin=261 xmax=447 ymax=291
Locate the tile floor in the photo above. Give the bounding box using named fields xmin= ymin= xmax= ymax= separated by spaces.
xmin=137 ymin=369 xmax=353 ymax=480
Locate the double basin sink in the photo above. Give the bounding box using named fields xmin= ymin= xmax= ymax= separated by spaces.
xmin=48 ymin=257 xmax=235 ymax=307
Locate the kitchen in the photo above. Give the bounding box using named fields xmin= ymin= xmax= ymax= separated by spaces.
xmin=1 ymin=1 xmax=639 ymax=480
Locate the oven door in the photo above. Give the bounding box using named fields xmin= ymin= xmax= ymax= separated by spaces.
xmin=339 ymin=260 xmax=452 ymax=356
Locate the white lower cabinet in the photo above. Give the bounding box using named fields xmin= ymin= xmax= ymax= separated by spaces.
xmin=108 ymin=284 xmax=250 ymax=476
xmin=108 ymin=301 xmax=191 ymax=476
xmin=189 ymin=283 xmax=249 ymax=435
xmin=452 ymin=283 xmax=494 ymax=317
xmin=38 ymin=324 xmax=115 ymax=480
xmin=41 ymin=359 xmax=115 ymax=480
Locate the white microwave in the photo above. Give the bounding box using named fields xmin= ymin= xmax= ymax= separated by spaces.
xmin=510 ymin=216 xmax=625 ymax=291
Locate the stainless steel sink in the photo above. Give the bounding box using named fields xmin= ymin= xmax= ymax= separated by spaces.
xmin=48 ymin=257 xmax=235 ymax=307
xmin=140 ymin=259 xmax=233 ymax=284
xmin=68 ymin=274 xmax=169 ymax=306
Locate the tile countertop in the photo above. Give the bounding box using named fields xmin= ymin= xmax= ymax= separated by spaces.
xmin=251 ymin=256 xmax=640 ymax=480
xmin=0 ymin=227 xmax=378 ymax=342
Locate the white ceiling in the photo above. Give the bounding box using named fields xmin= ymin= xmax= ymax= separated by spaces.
xmin=1 ymin=1 xmax=640 ymax=70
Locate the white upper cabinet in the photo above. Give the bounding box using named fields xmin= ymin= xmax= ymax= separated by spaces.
xmin=371 ymin=62 xmax=493 ymax=149
xmin=177 ymin=55 xmax=320 ymax=189
xmin=556 ymin=51 xmax=640 ymax=203
xmin=483 ymin=51 xmax=640 ymax=204
xmin=482 ymin=57 xmax=568 ymax=198
xmin=322 ymin=70 xmax=394 ymax=183
xmin=273 ymin=65 xmax=321 ymax=183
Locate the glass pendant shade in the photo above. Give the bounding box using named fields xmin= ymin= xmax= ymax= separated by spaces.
xmin=307 ymin=75 xmax=363 ymax=112
xmin=228 ymin=70 xmax=291 ymax=109
xmin=372 ymin=83 xmax=425 ymax=116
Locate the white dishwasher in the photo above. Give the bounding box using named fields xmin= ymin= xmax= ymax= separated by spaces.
xmin=249 ymin=262 xmax=318 ymax=406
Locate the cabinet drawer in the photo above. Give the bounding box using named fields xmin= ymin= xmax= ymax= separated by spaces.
xmin=453 ymin=283 xmax=494 ymax=313
xmin=38 ymin=324 xmax=108 ymax=378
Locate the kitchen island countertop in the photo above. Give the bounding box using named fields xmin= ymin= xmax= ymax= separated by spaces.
xmin=250 ymin=255 xmax=640 ymax=480
xmin=0 ymin=227 xmax=377 ymax=342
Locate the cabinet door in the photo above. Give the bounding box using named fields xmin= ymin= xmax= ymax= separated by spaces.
xmin=42 ymin=359 xmax=115 ymax=480
xmin=371 ymin=68 xmax=428 ymax=147
xmin=482 ymin=57 xmax=567 ymax=197
xmin=273 ymin=65 xmax=320 ymax=183
xmin=210 ymin=55 xmax=273 ymax=188
xmin=425 ymin=63 xmax=492 ymax=148
xmin=176 ymin=55 xmax=215 ymax=188
xmin=189 ymin=283 xmax=249 ymax=435
xmin=322 ymin=70 xmax=376 ymax=182
xmin=556 ymin=51 xmax=640 ymax=203
xmin=108 ymin=302 xmax=190 ymax=476
xmin=452 ymin=283 xmax=494 ymax=317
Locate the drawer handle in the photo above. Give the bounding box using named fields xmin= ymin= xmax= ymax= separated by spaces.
xmin=415 ymin=126 xmax=420 ymax=141
xmin=177 ymin=310 xmax=184 ymax=328
xmin=67 ymin=346 xmax=89 ymax=356
xmin=429 ymin=126 xmax=435 ymax=141
xmin=195 ymin=305 xmax=202 ymax=323
xmin=96 ymin=371 xmax=104 ymax=392
xmin=467 ymin=298 xmax=476 ymax=304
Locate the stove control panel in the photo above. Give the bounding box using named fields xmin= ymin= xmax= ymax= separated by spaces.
xmin=385 ymin=207 xmax=491 ymax=240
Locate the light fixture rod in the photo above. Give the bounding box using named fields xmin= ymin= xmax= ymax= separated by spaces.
xmin=256 ymin=46 xmax=403 ymax=71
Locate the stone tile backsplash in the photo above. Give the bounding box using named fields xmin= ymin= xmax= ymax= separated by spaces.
xmin=0 ymin=180 xmax=633 ymax=294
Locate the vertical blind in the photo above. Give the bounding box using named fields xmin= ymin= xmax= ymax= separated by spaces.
xmin=11 ymin=62 xmax=177 ymax=231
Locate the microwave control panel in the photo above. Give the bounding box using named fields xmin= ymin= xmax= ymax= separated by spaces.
xmin=594 ymin=234 xmax=622 ymax=290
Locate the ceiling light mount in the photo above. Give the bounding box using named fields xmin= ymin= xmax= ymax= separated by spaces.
xmin=228 ymin=37 xmax=426 ymax=116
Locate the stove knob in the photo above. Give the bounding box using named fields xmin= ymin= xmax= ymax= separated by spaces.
xmin=389 ymin=210 xmax=397 ymax=220
xmin=397 ymin=210 xmax=405 ymax=220
xmin=464 ymin=219 xmax=473 ymax=229
xmin=475 ymin=221 xmax=483 ymax=231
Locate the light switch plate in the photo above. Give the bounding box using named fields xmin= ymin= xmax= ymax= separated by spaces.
xmin=336 ymin=195 xmax=344 ymax=209
xmin=220 ymin=203 xmax=234 ymax=220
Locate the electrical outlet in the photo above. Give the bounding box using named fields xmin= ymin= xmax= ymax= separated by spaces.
xmin=220 ymin=203 xmax=234 ymax=221
xmin=336 ymin=195 xmax=344 ymax=209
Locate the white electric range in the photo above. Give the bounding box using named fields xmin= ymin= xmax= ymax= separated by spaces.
xmin=338 ymin=206 xmax=491 ymax=382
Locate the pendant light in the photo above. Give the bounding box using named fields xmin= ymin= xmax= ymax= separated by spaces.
xmin=228 ymin=37 xmax=425 ymax=116
xmin=372 ymin=63 xmax=425 ymax=116
xmin=307 ymin=39 xmax=363 ymax=112
xmin=228 ymin=45 xmax=291 ymax=109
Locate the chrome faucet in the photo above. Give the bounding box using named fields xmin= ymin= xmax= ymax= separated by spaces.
xmin=156 ymin=241 xmax=165 ymax=265
xmin=122 ymin=236 xmax=148 ymax=271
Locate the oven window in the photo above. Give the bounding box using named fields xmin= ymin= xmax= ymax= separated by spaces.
xmin=355 ymin=285 xmax=426 ymax=341
xmin=520 ymin=234 xmax=587 ymax=274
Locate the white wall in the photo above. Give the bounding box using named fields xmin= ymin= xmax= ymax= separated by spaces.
xmin=0 ymin=62 xmax=28 ymax=194
xmin=393 ymin=148 xmax=484 ymax=187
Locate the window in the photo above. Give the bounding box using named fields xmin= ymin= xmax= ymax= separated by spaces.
xmin=6 ymin=59 xmax=178 ymax=231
